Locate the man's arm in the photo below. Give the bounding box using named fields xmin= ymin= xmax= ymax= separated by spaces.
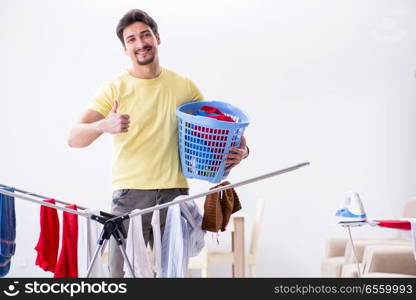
xmin=68 ymin=101 xmax=130 ymax=148
xmin=68 ymin=109 xmax=106 ymax=148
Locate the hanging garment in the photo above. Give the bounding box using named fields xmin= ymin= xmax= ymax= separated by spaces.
xmin=54 ymin=204 xmax=78 ymax=278
xmin=34 ymin=199 xmax=60 ymax=273
xmin=219 ymin=182 xmax=241 ymax=231
xmin=124 ymin=209 xmax=154 ymax=278
xmin=201 ymin=185 xmax=223 ymax=232
xmin=78 ymin=209 xmax=108 ymax=278
xmin=162 ymin=197 xmax=205 ymax=277
xmin=161 ymin=203 xmax=189 ymax=278
xmin=0 ymin=187 xmax=16 ymax=277
xmin=202 ymin=181 xmax=241 ymax=232
xmin=150 ymin=209 xmax=162 ymax=277
xmin=180 ymin=200 xmax=206 ymax=257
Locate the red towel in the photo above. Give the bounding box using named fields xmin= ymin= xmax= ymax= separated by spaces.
xmin=375 ymin=220 xmax=411 ymax=230
xmin=54 ymin=204 xmax=78 ymax=278
xmin=34 ymin=199 xmax=60 ymax=272
xmin=195 ymin=105 xmax=235 ymax=139
xmin=199 ymin=105 xmax=235 ymax=123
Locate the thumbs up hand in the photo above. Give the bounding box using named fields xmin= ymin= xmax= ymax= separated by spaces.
xmin=110 ymin=99 xmax=120 ymax=114
xmin=100 ymin=100 xmax=130 ymax=134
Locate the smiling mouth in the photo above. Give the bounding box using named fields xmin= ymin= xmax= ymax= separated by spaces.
xmin=135 ymin=47 xmax=151 ymax=56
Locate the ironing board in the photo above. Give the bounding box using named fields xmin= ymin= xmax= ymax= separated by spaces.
xmin=374 ymin=219 xmax=413 ymax=230
xmin=340 ymin=218 xmax=416 ymax=278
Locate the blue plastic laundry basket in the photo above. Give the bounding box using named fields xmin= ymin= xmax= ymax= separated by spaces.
xmin=176 ymin=100 xmax=249 ymax=183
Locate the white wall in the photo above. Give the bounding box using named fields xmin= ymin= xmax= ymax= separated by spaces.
xmin=1 ymin=0 xmax=416 ymax=277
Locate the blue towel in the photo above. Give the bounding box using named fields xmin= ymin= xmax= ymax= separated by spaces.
xmin=0 ymin=187 xmax=16 ymax=277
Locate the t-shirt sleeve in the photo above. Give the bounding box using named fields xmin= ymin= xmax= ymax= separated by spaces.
xmin=87 ymin=82 xmax=115 ymax=117
xmin=188 ymin=78 xmax=205 ymax=101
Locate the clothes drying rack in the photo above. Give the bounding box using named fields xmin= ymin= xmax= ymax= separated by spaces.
xmin=0 ymin=184 xmax=127 ymax=276
xmin=0 ymin=161 xmax=310 ymax=278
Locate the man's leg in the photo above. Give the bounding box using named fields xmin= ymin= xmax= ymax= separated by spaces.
xmin=108 ymin=188 xmax=188 ymax=277
xmin=108 ymin=189 xmax=135 ymax=278
xmin=108 ymin=189 xmax=157 ymax=278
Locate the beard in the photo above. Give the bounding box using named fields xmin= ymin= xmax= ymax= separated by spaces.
xmin=135 ymin=45 xmax=155 ymax=65
xmin=136 ymin=55 xmax=155 ymax=65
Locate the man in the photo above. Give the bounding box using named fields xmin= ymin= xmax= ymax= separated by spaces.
xmin=68 ymin=9 xmax=249 ymax=277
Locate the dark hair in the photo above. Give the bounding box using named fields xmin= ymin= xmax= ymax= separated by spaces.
xmin=116 ymin=9 xmax=158 ymax=46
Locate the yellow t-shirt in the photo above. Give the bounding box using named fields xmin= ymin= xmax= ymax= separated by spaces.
xmin=88 ymin=68 xmax=204 ymax=190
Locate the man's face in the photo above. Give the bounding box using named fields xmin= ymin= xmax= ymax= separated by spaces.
xmin=123 ymin=21 xmax=160 ymax=66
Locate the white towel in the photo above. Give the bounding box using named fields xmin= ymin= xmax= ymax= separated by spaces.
xmin=124 ymin=209 xmax=154 ymax=278
xmin=151 ymin=208 xmax=162 ymax=277
xmin=161 ymin=203 xmax=189 ymax=277
xmin=78 ymin=209 xmax=109 ymax=278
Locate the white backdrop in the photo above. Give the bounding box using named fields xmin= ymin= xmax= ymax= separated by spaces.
xmin=1 ymin=0 xmax=416 ymax=277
